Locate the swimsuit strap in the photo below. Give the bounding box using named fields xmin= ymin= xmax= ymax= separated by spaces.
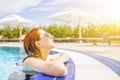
xmin=23 ymin=56 xmax=32 ymax=62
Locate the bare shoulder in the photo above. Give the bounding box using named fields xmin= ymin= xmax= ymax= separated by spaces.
xmin=22 ymin=57 xmax=45 ymax=67
xmin=22 ymin=57 xmax=61 ymax=68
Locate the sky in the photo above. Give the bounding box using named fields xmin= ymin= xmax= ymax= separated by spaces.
xmin=0 ymin=0 xmax=120 ymax=26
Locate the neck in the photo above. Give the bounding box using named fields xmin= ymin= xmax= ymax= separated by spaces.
xmin=40 ymin=47 xmax=52 ymax=60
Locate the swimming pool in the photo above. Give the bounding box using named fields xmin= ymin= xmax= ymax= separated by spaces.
xmin=0 ymin=47 xmax=26 ymax=80
xmin=0 ymin=46 xmax=75 ymax=80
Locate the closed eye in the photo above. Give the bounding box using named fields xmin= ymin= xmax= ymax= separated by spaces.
xmin=44 ymin=33 xmax=50 ymax=37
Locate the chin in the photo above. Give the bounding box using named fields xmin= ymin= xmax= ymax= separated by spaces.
xmin=46 ymin=42 xmax=54 ymax=48
xmin=49 ymin=40 xmax=55 ymax=48
xmin=50 ymin=43 xmax=55 ymax=48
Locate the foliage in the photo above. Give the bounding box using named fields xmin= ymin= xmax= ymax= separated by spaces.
xmin=0 ymin=26 xmax=30 ymax=38
xmin=0 ymin=24 xmax=120 ymax=38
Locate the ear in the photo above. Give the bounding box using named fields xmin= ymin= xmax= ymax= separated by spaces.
xmin=35 ymin=41 xmax=41 ymax=48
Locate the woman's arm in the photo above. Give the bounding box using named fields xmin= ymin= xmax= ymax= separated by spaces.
xmin=22 ymin=57 xmax=67 ymax=77
xmin=46 ymin=53 xmax=70 ymax=63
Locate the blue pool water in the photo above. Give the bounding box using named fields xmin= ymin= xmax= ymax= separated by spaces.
xmin=0 ymin=46 xmax=26 ymax=80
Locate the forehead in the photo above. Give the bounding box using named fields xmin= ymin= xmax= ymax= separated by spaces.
xmin=40 ymin=30 xmax=46 ymax=36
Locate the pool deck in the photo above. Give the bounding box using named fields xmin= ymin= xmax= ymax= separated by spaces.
xmin=55 ymin=43 xmax=120 ymax=61
xmin=53 ymin=48 xmax=120 ymax=80
xmin=0 ymin=42 xmax=120 ymax=80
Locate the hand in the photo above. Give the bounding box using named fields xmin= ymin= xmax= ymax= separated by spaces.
xmin=58 ymin=52 xmax=70 ymax=63
xmin=46 ymin=53 xmax=70 ymax=63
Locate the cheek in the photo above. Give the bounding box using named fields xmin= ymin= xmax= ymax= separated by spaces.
xmin=40 ymin=36 xmax=55 ymax=47
xmin=40 ymin=38 xmax=51 ymax=46
xmin=40 ymin=39 xmax=48 ymax=46
xmin=41 ymin=39 xmax=55 ymax=47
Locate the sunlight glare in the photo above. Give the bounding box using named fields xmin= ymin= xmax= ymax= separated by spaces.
xmin=74 ymin=0 xmax=120 ymax=24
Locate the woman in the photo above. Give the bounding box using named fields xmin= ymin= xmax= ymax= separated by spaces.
xmin=22 ymin=28 xmax=69 ymax=79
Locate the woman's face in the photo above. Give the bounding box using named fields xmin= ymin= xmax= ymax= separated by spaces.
xmin=39 ymin=30 xmax=55 ymax=48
